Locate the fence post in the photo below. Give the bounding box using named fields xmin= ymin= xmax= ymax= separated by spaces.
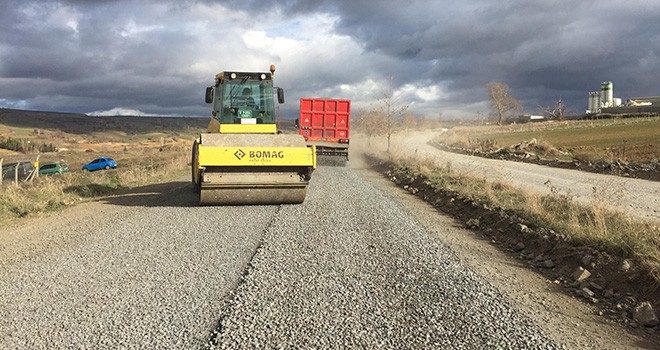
xmin=0 ymin=158 xmax=3 ymax=187
xmin=14 ymin=163 xmax=19 ymax=186
xmin=34 ymin=154 xmax=40 ymax=179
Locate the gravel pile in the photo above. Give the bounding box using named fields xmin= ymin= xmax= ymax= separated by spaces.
xmin=210 ymin=167 xmax=563 ymax=349
xmin=0 ymin=187 xmax=276 ymax=349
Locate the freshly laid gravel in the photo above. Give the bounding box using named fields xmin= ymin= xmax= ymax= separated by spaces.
xmin=1 ymin=167 xmax=564 ymax=349
xmin=0 ymin=187 xmax=276 ymax=349
xmin=209 ymin=167 xmax=563 ymax=349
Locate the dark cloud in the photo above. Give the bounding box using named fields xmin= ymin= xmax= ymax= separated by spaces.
xmin=0 ymin=0 xmax=659 ymax=118
xmin=254 ymin=0 xmax=660 ymax=112
xmin=318 ymin=1 xmax=660 ymax=112
xmin=0 ymin=0 xmax=213 ymax=114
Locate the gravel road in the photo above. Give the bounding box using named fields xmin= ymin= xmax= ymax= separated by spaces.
xmin=386 ymin=132 xmax=660 ymax=222
xmin=0 ymin=186 xmax=273 ymax=348
xmin=0 ymin=167 xmax=567 ymax=349
xmin=209 ymin=167 xmax=561 ymax=349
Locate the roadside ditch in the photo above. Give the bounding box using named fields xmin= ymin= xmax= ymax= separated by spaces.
xmin=366 ymin=155 xmax=660 ymax=337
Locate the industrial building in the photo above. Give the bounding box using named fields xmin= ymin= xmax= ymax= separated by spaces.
xmin=586 ymin=81 xmax=660 ymax=115
xmin=586 ymin=81 xmax=621 ymax=113
xmin=506 ymin=114 xmax=545 ymax=124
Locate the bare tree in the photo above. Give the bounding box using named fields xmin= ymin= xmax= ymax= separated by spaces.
xmin=476 ymin=110 xmax=486 ymax=125
xmin=486 ymin=82 xmax=523 ymax=125
xmin=353 ymin=107 xmax=387 ymax=140
xmin=382 ymin=76 xmax=408 ymax=153
xmin=398 ymin=112 xmax=418 ymax=132
xmin=355 ymin=76 xmax=408 ymax=150
xmin=539 ymin=97 xmax=573 ymax=121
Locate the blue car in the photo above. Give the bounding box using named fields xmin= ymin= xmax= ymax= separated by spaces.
xmin=82 ymin=157 xmax=118 ymax=171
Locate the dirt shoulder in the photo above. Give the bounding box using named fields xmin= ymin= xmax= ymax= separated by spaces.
xmin=350 ymin=136 xmax=660 ymax=349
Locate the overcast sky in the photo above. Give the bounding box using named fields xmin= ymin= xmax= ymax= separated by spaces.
xmin=0 ymin=0 xmax=658 ymax=119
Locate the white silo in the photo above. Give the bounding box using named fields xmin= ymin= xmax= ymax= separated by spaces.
xmin=601 ymin=81 xmax=613 ymax=108
xmin=588 ymin=92 xmax=600 ymax=113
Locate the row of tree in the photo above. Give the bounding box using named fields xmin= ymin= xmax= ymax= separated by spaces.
xmin=487 ymin=82 xmax=572 ymax=124
xmin=351 ymin=78 xmax=573 ymax=152
xmin=352 ymin=109 xmax=444 ymax=134
xmin=351 ymin=76 xmax=568 ymax=152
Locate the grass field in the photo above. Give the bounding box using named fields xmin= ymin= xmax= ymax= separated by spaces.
xmin=0 ymin=108 xmax=302 ymax=222
xmin=0 ymin=109 xmax=203 ymax=222
xmin=442 ymin=117 xmax=660 ymax=162
xmin=0 ymin=142 xmax=190 ymax=222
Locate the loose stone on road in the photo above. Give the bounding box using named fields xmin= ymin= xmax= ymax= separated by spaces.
xmin=1 ymin=163 xmax=651 ymax=349
xmin=209 ymin=167 xmax=561 ymax=349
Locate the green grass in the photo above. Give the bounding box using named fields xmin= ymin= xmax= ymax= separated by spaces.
xmin=445 ymin=117 xmax=660 ymax=162
xmin=7 ymin=127 xmax=35 ymax=136
xmin=480 ymin=118 xmax=659 ymax=147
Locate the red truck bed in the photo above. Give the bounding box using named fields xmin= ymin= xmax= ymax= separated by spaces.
xmin=298 ymin=98 xmax=350 ymax=143
xmin=298 ymin=98 xmax=351 ymax=163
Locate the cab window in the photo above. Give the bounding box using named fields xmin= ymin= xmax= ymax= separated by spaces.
xmin=218 ymin=80 xmax=276 ymax=124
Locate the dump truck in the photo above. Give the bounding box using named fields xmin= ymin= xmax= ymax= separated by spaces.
xmin=191 ymin=65 xmax=316 ymax=205
xmin=297 ymin=98 xmax=351 ymax=165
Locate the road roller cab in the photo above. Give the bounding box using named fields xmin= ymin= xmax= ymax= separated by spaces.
xmin=192 ymin=66 xmax=316 ymax=205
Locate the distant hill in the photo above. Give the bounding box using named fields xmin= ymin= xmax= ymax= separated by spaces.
xmin=0 ymin=108 xmax=209 ymax=135
xmin=0 ymin=108 xmax=298 ymax=135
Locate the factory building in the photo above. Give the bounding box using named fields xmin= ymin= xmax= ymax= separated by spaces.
xmin=586 ymin=81 xmax=623 ymax=113
xmin=586 ymin=81 xmax=660 ymax=115
xmin=601 ymin=96 xmax=660 ymax=114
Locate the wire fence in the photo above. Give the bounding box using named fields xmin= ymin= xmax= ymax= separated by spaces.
xmin=0 ymin=155 xmax=40 ymax=187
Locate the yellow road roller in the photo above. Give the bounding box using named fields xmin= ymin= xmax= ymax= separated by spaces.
xmin=191 ymin=65 xmax=316 ymax=205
